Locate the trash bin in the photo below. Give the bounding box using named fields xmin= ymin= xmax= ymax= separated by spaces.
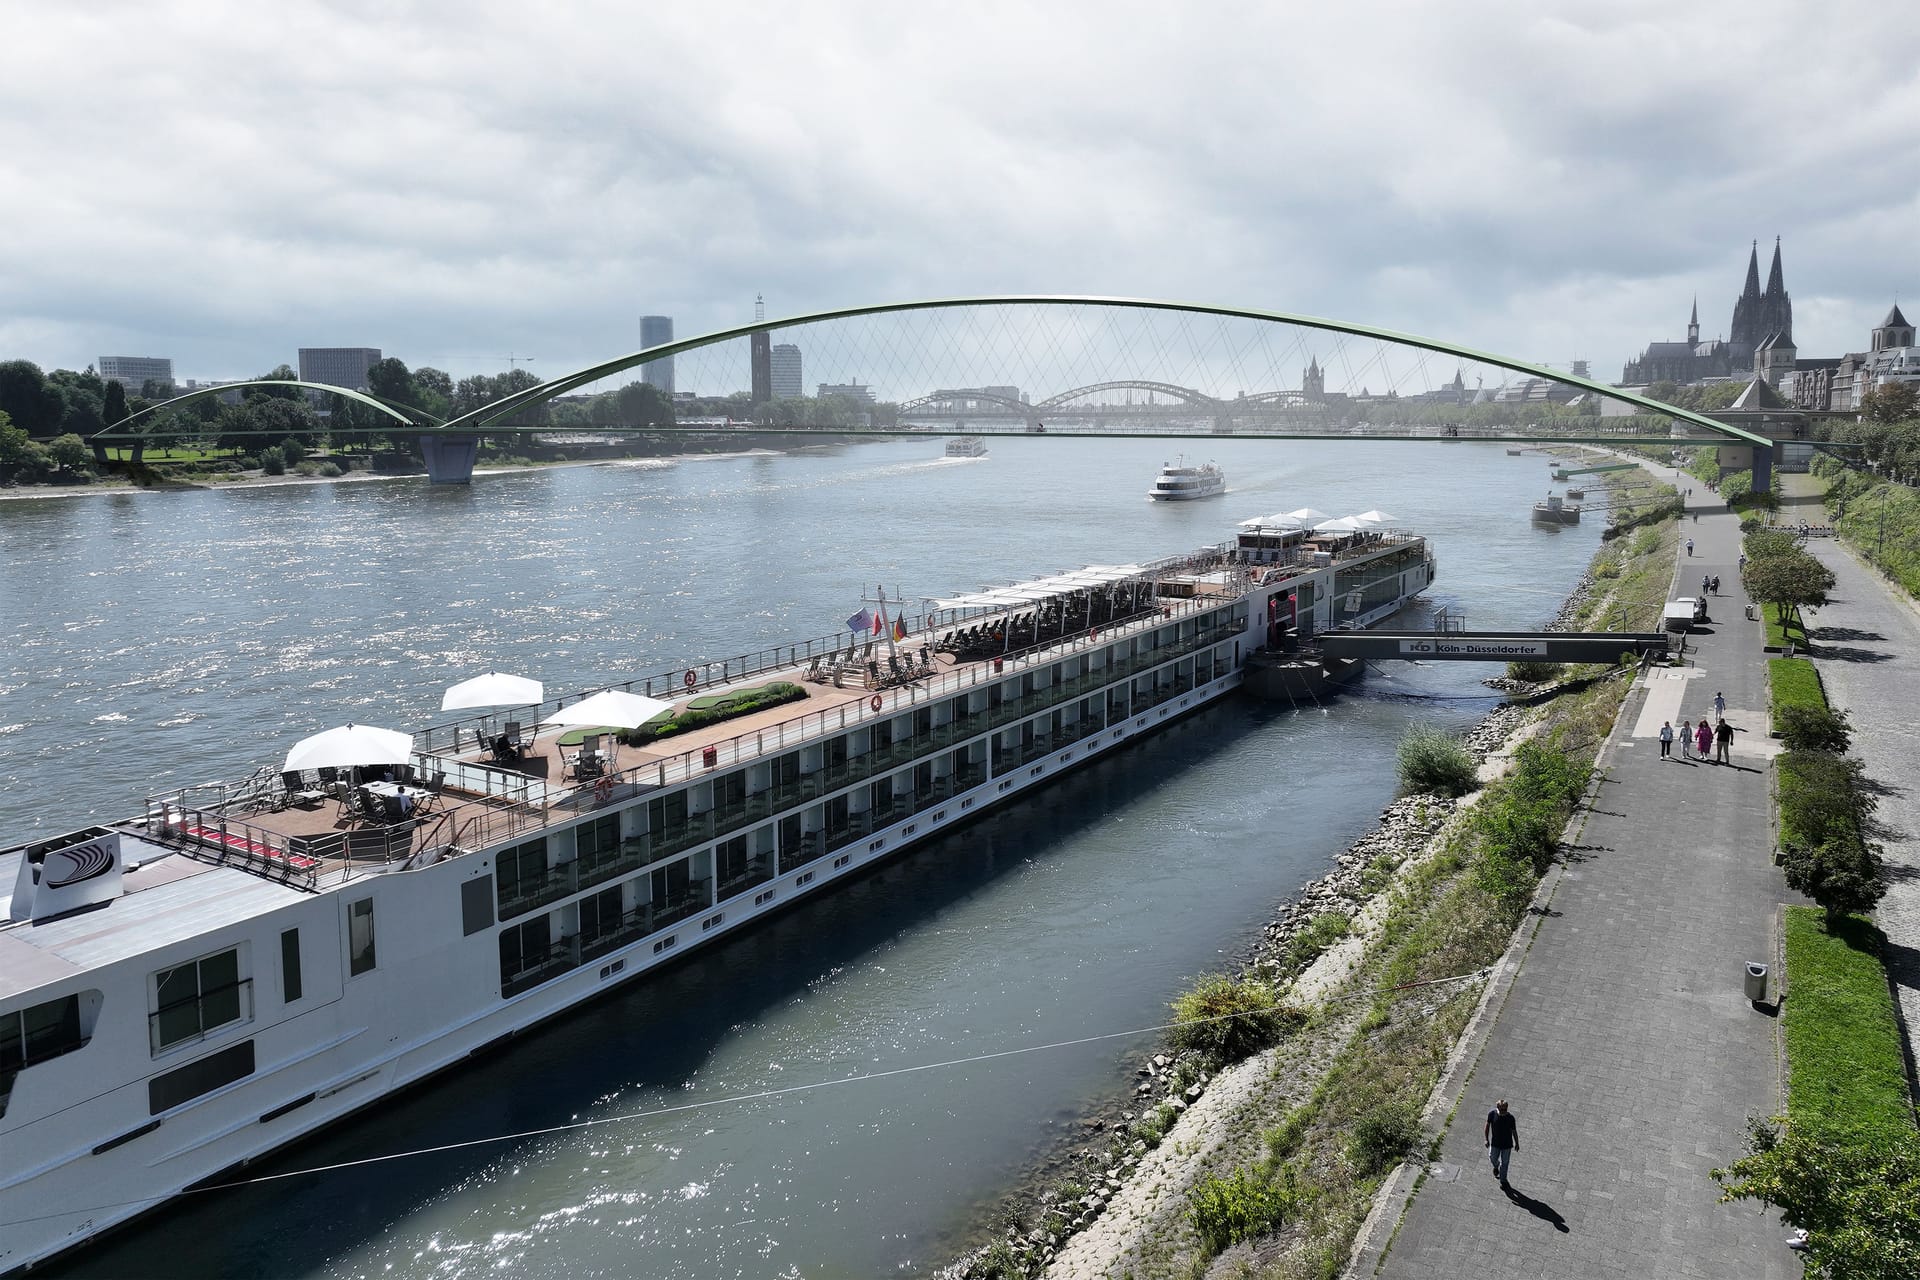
xmin=1744 ymin=962 xmax=1769 ymax=1003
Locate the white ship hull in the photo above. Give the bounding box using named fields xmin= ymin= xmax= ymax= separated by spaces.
xmin=0 ymin=531 xmax=1434 ymax=1274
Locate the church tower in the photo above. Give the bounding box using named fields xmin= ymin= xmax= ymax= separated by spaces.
xmin=1302 ymin=356 xmax=1324 ymax=400
xmin=1729 ymin=241 xmax=1763 ymax=362
xmin=1757 ymin=237 xmax=1793 ymax=345
xmin=1687 ymin=297 xmax=1699 ymax=347
xmin=1872 ymin=304 xmax=1913 ymax=352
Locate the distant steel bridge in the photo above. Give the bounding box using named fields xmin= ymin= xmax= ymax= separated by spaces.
xmin=98 ymin=295 xmax=1770 ymax=483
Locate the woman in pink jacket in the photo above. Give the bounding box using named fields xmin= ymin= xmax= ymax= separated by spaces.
xmin=1695 ymin=718 xmax=1713 ymax=760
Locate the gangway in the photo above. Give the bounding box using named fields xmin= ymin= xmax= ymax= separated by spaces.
xmin=1317 ymin=630 xmax=1668 ymax=663
xmin=1550 ymin=461 xmax=1640 ymax=481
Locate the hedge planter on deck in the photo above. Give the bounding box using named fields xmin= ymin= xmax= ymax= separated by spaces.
xmin=618 ymin=681 xmax=808 ymax=746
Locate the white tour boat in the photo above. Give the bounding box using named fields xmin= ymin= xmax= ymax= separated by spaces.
xmin=0 ymin=516 xmax=1433 ymax=1273
xmin=1147 ymin=459 xmax=1226 ymax=501
xmin=944 ymin=436 xmax=989 ymax=459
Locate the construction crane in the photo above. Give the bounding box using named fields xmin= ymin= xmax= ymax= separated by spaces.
xmin=446 ymin=354 xmax=538 ymax=371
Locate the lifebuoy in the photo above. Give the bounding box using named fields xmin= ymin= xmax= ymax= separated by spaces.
xmin=870 ymin=694 xmax=883 ymax=712
xmin=594 ymin=776 xmax=614 ymax=803
xmin=684 ymin=669 xmax=698 ymax=688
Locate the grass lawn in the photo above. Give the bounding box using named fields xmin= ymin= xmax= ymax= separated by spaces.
xmin=1763 ymin=602 xmax=1809 ymax=651
xmin=1782 ymin=907 xmax=1916 ymax=1145
xmin=1768 ymin=656 xmax=1826 ymax=734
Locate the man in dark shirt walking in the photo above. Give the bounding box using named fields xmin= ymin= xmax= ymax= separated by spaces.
xmin=1484 ymin=1099 xmax=1519 ymax=1184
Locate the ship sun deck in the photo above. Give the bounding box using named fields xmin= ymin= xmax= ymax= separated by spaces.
xmin=125 ymin=554 xmax=1275 ymax=894
xmin=71 ymin=531 xmax=1421 ymax=902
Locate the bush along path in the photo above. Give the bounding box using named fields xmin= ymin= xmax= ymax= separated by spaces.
xmin=1709 ymin=564 xmax=1920 ymax=1279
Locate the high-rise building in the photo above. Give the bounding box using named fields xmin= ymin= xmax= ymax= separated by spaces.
xmin=770 ymin=344 xmax=803 ymax=399
xmin=297 ymin=347 xmax=381 ymax=390
xmin=640 ymin=315 xmax=674 ymax=395
xmin=749 ymin=295 xmax=772 ymax=403
xmin=97 ymin=356 xmax=174 ymax=392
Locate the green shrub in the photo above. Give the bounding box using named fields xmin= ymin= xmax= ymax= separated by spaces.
xmin=1280 ymin=911 xmax=1352 ymax=975
xmin=317 ymin=461 xmax=343 ymax=478
xmin=1769 ymin=657 xmax=1827 ymax=733
xmin=1396 ymin=723 xmax=1479 ymax=797
xmin=294 ymin=460 xmax=321 ymax=477
xmin=1347 ymin=1100 xmax=1423 ymax=1175
xmin=1716 ymin=1123 xmax=1920 ymax=1280
xmin=1188 ymin=1167 xmax=1295 ymax=1254
xmin=259 ymin=446 xmax=286 ymax=475
xmin=621 ymin=681 xmax=808 ymax=745
xmin=1778 ymin=703 xmax=1852 ymax=754
xmin=1168 ymin=974 xmax=1297 ymax=1068
xmin=1506 ymin=660 xmax=1564 ymax=683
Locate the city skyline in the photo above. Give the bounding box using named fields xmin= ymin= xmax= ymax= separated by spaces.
xmin=5 ymin=4 xmax=1918 ymax=389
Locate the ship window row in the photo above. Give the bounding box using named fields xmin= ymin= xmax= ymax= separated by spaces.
xmin=151 ymin=946 xmax=249 ymax=1055
xmin=494 ymin=647 xmax=1242 ymax=993
xmin=0 ymin=991 xmax=93 ymax=1118
xmin=493 ymin=640 xmax=1242 ymax=922
xmin=493 ymin=613 xmax=1241 ymax=921
xmin=1333 ymin=546 xmax=1426 ymax=621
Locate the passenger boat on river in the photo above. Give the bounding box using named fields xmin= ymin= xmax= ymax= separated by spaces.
xmin=0 ymin=515 xmax=1433 ymax=1273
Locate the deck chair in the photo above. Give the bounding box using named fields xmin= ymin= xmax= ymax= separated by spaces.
xmin=503 ymin=721 xmax=525 ymax=752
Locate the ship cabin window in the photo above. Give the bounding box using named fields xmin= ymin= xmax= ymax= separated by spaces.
xmin=496 ymin=837 xmax=549 ymax=909
xmin=871 ymin=718 xmax=893 ymax=751
xmin=914 ymin=706 xmax=933 ymax=737
xmin=713 ymin=770 xmax=746 ymax=814
xmin=151 ymin=947 xmax=248 ymax=1054
xmin=1 ymin=992 xmax=88 ymax=1090
xmin=575 ymin=815 xmax=619 ymax=870
xmin=281 ymin=929 xmax=303 ymax=1004
xmin=578 ymin=886 xmax=623 ymax=947
xmin=499 ymin=915 xmax=553 ymax=993
xmin=348 ymin=898 xmax=377 ymax=976
xmin=646 ymin=790 xmax=689 ymax=838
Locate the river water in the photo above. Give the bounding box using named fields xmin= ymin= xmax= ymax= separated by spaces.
xmin=3 ymin=439 xmax=1600 ymax=1279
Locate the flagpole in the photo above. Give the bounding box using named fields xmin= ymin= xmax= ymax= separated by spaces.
xmin=877 ymin=586 xmax=900 ymax=662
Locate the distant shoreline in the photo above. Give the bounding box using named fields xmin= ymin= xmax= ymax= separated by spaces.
xmin=0 ymin=447 xmax=798 ymax=503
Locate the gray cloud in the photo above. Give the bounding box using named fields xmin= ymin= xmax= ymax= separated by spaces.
xmin=3 ymin=0 xmax=1915 ymax=388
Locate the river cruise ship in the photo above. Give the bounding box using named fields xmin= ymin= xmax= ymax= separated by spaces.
xmin=0 ymin=517 xmax=1433 ymax=1273
xmin=944 ymin=436 xmax=989 ymax=459
xmin=1148 ymin=459 xmax=1226 ymax=501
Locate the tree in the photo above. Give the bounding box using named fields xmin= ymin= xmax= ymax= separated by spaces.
xmin=1716 ymin=1120 xmax=1920 ymax=1278
xmin=1741 ymin=549 xmax=1834 ymax=624
xmin=613 ymin=380 xmax=674 ymax=427
xmin=1860 ymin=381 xmax=1918 ymax=426
xmin=0 ymin=408 xmax=30 ymax=482
xmin=365 ymin=357 xmax=417 ymax=407
xmin=46 ymin=433 xmax=93 ymax=474
xmin=101 ymin=378 xmax=130 ymax=465
xmin=0 ymin=360 xmax=63 ymax=436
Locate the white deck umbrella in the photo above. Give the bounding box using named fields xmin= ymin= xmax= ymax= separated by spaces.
xmin=1353 ymin=509 xmax=1398 ymax=524
xmin=1283 ymin=507 xmax=1331 ymax=523
xmin=1313 ymin=516 xmax=1367 ymax=533
xmin=441 ymin=671 xmax=544 ymax=711
xmin=284 ymin=723 xmax=414 ymax=773
xmin=541 ymin=689 xmax=676 ymax=730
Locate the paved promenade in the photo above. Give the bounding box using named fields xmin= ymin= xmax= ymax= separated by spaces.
xmin=1365 ymin=476 xmax=1796 ymax=1278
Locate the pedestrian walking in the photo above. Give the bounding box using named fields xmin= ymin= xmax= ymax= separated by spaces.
xmin=1715 ymin=717 xmax=1734 ymax=764
xmin=1695 ymin=718 xmax=1713 ymax=759
xmin=1680 ymin=719 xmax=1694 ymax=759
xmin=1485 ymin=1099 xmax=1519 ymax=1185
xmin=1711 ymin=574 xmax=1721 ymax=594
xmin=1686 ymin=538 xmax=1694 ymax=556
xmin=1713 ymin=691 xmax=1726 ymax=718
xmin=1659 ymin=721 xmax=1674 ymax=758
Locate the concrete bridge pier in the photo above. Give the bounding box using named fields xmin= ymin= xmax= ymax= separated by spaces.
xmin=420 ymin=433 xmax=481 ymax=485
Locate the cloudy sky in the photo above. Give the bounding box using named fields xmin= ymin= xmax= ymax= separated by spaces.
xmin=4 ymin=0 xmax=1917 ymax=391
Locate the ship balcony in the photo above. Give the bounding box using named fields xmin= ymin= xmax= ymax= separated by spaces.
xmin=716 ymin=855 xmax=776 ymax=902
